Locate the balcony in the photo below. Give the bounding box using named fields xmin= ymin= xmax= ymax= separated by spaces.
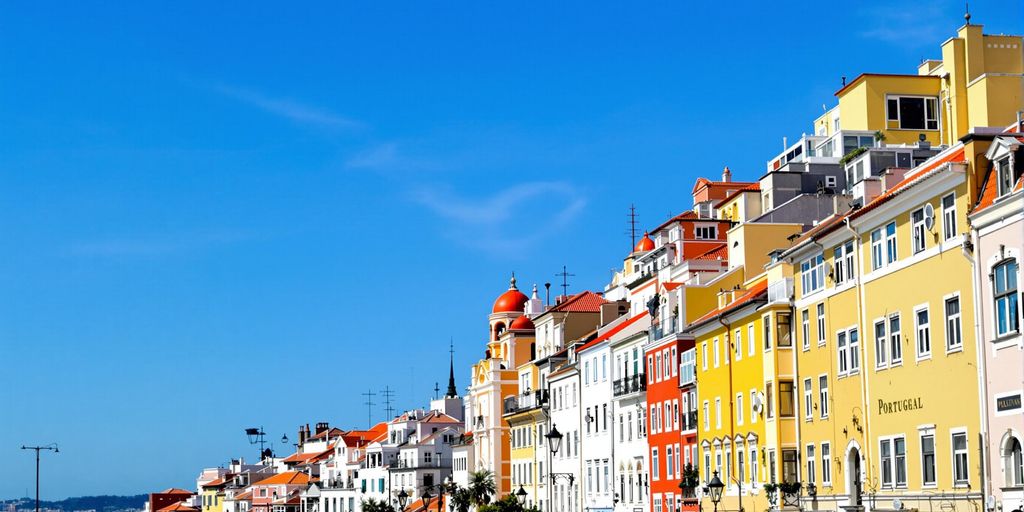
xmin=650 ymin=316 xmax=679 ymax=341
xmin=612 ymin=373 xmax=647 ymax=397
xmin=503 ymin=390 xmax=549 ymax=416
xmin=321 ymin=477 xmax=355 ymax=490
xmin=391 ymin=458 xmax=452 ymax=470
xmin=767 ymin=277 xmax=793 ymax=304
xmin=678 ymin=362 xmax=695 ymax=387
xmin=681 ymin=410 xmax=698 ymax=432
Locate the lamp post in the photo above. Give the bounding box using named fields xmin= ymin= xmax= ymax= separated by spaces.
xmin=515 ymin=486 xmax=528 ymax=507
xmin=246 ymin=427 xmax=268 ymax=460
xmin=705 ymin=472 xmax=724 ymax=512
xmin=397 ymin=490 xmax=410 ymax=511
xmin=423 ymin=489 xmax=434 ymax=512
xmin=544 ymin=426 xmax=575 ymax=512
xmin=21 ymin=444 xmax=58 ymax=512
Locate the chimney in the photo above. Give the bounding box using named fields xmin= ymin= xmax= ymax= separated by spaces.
xmin=722 ymin=166 xmax=732 ymax=182
xmin=298 ymin=425 xmax=307 ymax=446
xmin=316 ymin=422 xmax=329 ymax=435
xmin=600 ymin=300 xmax=629 ymax=327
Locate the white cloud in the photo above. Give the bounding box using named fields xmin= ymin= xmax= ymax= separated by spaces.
xmin=412 ymin=181 xmax=587 ymax=255
xmin=213 ymin=84 xmax=362 ymax=129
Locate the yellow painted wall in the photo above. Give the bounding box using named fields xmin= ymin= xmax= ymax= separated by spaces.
xmin=837 ymin=75 xmax=942 ymax=146
xmin=727 ymin=223 xmax=803 ymax=275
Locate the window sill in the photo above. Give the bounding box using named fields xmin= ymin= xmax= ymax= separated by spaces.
xmin=916 ymin=355 xmax=932 ymax=363
xmin=946 ymin=345 xmax=964 ymax=355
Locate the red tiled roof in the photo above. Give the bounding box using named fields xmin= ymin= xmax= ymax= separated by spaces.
xmin=202 ymin=478 xmax=227 ymax=488
xmin=158 ymin=489 xmax=194 ymax=496
xmin=252 ymin=471 xmax=311 ymax=486
xmin=688 ymin=280 xmax=769 ymax=328
xmin=577 ymin=311 xmax=649 ymax=353
xmin=693 ymin=243 xmax=728 ymax=261
xmin=158 ymin=504 xmax=198 ymax=512
xmin=421 ymin=411 xmax=461 ymax=424
xmin=309 ymin=427 xmax=345 ymax=441
xmin=549 ymin=291 xmax=608 ymax=313
xmin=662 ymin=282 xmax=684 ymax=292
xmin=692 ymin=177 xmax=757 ymax=195
xmin=714 ymin=183 xmax=761 ymax=208
xmin=233 ymin=491 xmax=253 ymax=501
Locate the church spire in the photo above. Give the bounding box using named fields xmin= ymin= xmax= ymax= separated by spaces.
xmin=446 ymin=339 xmax=458 ymax=398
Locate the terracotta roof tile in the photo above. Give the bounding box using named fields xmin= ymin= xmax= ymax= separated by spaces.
xmin=549 ymin=291 xmax=607 ymax=313
xmin=158 ymin=489 xmax=194 ymax=496
xmin=252 ymin=471 xmax=311 ymax=486
xmin=577 ymin=311 xmax=648 ymax=352
xmin=693 ymin=243 xmax=728 ymax=261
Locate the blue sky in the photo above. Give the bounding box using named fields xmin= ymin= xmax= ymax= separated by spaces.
xmin=1 ymin=0 xmax=1020 ymax=499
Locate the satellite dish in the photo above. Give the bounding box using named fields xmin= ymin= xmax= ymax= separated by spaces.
xmin=893 ymin=499 xmax=904 ymax=510
xmin=752 ymin=394 xmax=764 ymax=414
xmin=923 ymin=203 xmax=935 ymax=231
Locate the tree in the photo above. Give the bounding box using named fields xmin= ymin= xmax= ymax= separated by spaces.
xmin=468 ymin=470 xmax=497 ymax=506
xmin=362 ymin=498 xmax=397 ymax=512
xmin=449 ymin=486 xmax=472 ymax=512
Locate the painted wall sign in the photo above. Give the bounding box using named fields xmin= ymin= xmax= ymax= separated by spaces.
xmin=878 ymin=397 xmax=924 ymax=415
xmin=996 ymin=394 xmax=1022 ymax=412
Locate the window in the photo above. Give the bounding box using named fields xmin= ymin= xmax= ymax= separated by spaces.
xmin=821 ymin=443 xmax=832 ymax=485
xmin=1007 ymin=437 xmax=1023 ymax=487
xmin=994 ymin=259 xmax=1019 ymax=337
xmin=666 ymin=446 xmax=674 ymax=478
xmin=764 ymin=316 xmax=773 ymax=350
xmin=871 ymin=228 xmax=884 ymax=270
xmin=837 ymin=331 xmax=848 ymax=374
xmin=819 ymin=375 xmax=829 ymax=418
xmin=885 ymin=222 xmax=898 ymax=265
xmin=584 ymin=361 xmax=590 ymax=385
xmin=887 ymin=95 xmax=939 ymax=130
xmin=779 ymin=381 xmax=795 ymax=417
xmin=916 ymin=307 xmax=931 ymax=359
xmin=735 ymin=329 xmax=742 ymax=361
xmin=942 ymin=194 xmax=957 ymax=240
xmin=766 ymin=382 xmax=775 ymax=419
xmin=713 ymin=338 xmax=720 ymax=368
xmin=890 ymin=314 xmax=903 ymax=365
xmin=802 ymin=310 xmax=810 ymax=350
xmin=777 ymin=312 xmax=792 ymax=347
xmin=921 ymin=433 xmax=936 ymax=486
xmin=748 ymin=324 xmax=756 ymax=356
xmin=875 ymin=320 xmax=888 ymax=369
xmin=880 ymin=436 xmax=907 ymax=488
xmin=703 ymin=401 xmax=709 ymax=431
xmin=750 ymin=447 xmax=759 ymax=487
xmin=695 ymin=225 xmax=717 ymax=239
xmin=953 ymin=432 xmax=969 ymax=486
xmin=997 ymin=157 xmax=1022 ymax=196
xmin=806 ymin=445 xmax=816 ymax=484
xmin=849 ymin=328 xmax=860 ymax=372
xmin=656 ymin=353 xmax=662 ymax=380
xmin=701 ymin=343 xmax=707 ymax=370
xmin=833 ymin=240 xmax=855 ymax=285
xmin=736 ymin=393 xmax=744 ymax=425
xmin=738 ymin=450 xmax=746 ymax=485
xmin=945 ymin=296 xmax=962 ymax=351
xmin=817 ymin=304 xmax=826 ymax=345
xmin=803 ymin=378 xmax=813 ymax=420
xmin=782 ymin=450 xmax=798 ymax=483
xmin=715 ymin=398 xmax=722 ymax=428
xmin=801 ymin=253 xmax=826 ymax=294
xmin=912 ymin=207 xmax=927 ymax=254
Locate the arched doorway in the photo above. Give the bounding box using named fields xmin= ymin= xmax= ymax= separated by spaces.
xmin=847 ymin=446 xmax=862 ymax=506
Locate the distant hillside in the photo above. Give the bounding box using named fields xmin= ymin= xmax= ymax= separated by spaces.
xmin=2 ymin=495 xmax=148 ymax=512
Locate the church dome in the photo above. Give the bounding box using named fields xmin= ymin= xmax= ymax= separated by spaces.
xmin=493 ymin=274 xmax=529 ymax=313
xmin=509 ymin=315 xmax=535 ymax=331
xmin=634 ymin=232 xmax=655 ymax=252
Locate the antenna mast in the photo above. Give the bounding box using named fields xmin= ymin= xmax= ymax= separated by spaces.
xmin=626 ymin=204 xmax=639 ymax=250
xmin=381 ymin=386 xmax=396 ymax=420
xmin=555 ymin=265 xmax=576 ymax=297
xmin=361 ymin=389 xmax=376 ymax=428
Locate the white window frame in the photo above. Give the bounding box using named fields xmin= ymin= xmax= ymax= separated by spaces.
xmin=806 ymin=444 xmax=816 ymax=484
xmin=803 ymin=378 xmax=813 ymax=421
xmin=874 ymin=318 xmax=888 ymax=369
xmin=801 ymin=253 xmax=826 ymax=295
xmin=889 ymin=313 xmax=903 ymax=366
xmin=816 ymin=303 xmax=826 ymax=346
xmin=713 ymin=337 xmax=720 ymax=368
xmin=886 ymin=94 xmax=940 ymax=130
xmin=736 ymin=393 xmax=744 ymax=425
xmin=818 ymin=374 xmax=829 ymax=419
xmin=942 ymin=193 xmax=957 ymax=241
xmin=821 ymin=442 xmax=832 ymax=486
xmin=748 ymin=324 xmax=756 ymax=356
xmin=951 ymin=429 xmax=970 ymax=487
xmin=833 ymin=240 xmax=855 ymax=285
xmin=994 ymin=259 xmax=1020 ymax=337
xmin=945 ymin=293 xmax=963 ymax=352
xmin=915 ymin=304 xmax=932 ymax=360
xmin=879 ymin=435 xmax=908 ymax=489
xmin=802 ymin=309 xmax=810 ymax=351
xmin=920 ymin=428 xmax=937 ymax=488
xmin=911 ymin=206 xmax=927 ymax=254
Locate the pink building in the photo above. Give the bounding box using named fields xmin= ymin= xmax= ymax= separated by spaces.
xmin=250 ymin=471 xmax=311 ymax=512
xmin=971 ymin=132 xmax=1023 ymax=512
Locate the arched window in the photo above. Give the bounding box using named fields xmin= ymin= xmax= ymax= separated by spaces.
xmin=494 ymin=322 xmax=506 ymax=341
xmin=1007 ymin=437 xmax=1024 ymax=487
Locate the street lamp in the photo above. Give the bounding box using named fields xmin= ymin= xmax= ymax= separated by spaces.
xmin=706 ymin=472 xmax=725 ymax=512
xmin=515 ymin=486 xmax=528 ymax=506
xmin=245 ymin=427 xmax=268 ymax=459
xmin=281 ymin=434 xmax=290 ymax=446
xmin=423 ymin=489 xmax=434 ymax=511
xmin=21 ymin=444 xmax=58 ymax=512
xmin=397 ymin=490 xmax=410 ymax=510
xmin=545 ymin=426 xmax=563 ymax=454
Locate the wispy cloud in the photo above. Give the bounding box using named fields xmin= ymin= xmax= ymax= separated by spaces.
xmin=69 ymin=230 xmax=253 ymax=258
xmin=412 ymin=181 xmax=587 ymax=255
xmin=343 ymin=142 xmax=448 ymax=173
xmin=345 ymin=143 xmax=401 ymax=169
xmin=212 ymin=84 xmax=362 ymax=130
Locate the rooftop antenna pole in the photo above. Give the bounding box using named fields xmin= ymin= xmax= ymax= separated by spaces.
xmin=381 ymin=386 xmax=396 ymax=420
xmin=626 ymin=204 xmax=639 ymax=250
xmin=555 ymin=265 xmax=575 ymax=297
xmin=20 ymin=444 xmax=58 ymax=512
xmin=433 ymin=382 xmax=440 ymax=400
xmin=544 ymin=283 xmax=551 ymax=306
xmin=362 ymin=390 xmax=377 ymax=428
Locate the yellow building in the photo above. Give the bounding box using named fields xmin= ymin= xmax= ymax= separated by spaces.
xmin=505 ymin=358 xmax=545 ymax=509
xmin=814 ymin=20 xmax=1023 ymax=157
xmin=201 ymin=478 xmax=227 ymax=512
xmin=781 ymin=133 xmax=999 ymax=511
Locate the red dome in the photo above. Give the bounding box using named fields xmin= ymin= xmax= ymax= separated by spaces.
xmin=492 ymin=274 xmax=529 ymax=313
xmin=634 ymin=232 xmax=655 ymax=252
xmin=509 ymin=315 xmax=535 ymax=331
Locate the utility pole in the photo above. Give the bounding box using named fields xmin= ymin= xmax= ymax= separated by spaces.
xmin=20 ymin=444 xmax=58 ymax=512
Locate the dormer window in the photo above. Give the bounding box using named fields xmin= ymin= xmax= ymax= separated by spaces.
xmin=997 ymin=157 xmax=1020 ymax=197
